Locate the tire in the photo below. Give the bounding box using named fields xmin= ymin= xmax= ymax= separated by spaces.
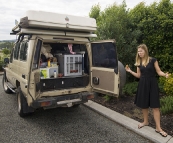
xmin=2 ymin=75 xmax=12 ymax=94
xmin=17 ymin=87 xmax=33 ymax=117
xmin=118 ymin=61 xmax=126 ymax=95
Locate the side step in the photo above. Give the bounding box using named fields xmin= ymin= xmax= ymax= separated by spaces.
xmin=6 ymin=82 xmax=16 ymax=93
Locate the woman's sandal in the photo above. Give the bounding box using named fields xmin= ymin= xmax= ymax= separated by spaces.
xmin=138 ymin=123 xmax=149 ymax=129
xmin=155 ymin=130 xmax=167 ymax=137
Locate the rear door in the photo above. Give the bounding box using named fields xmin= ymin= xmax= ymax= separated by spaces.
xmin=28 ymin=37 xmax=43 ymax=99
xmin=90 ymin=40 xmax=119 ymax=97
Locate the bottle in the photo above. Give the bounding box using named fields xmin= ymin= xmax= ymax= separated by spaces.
xmin=54 ymin=70 xmax=57 ymax=78
xmin=48 ymin=59 xmax=50 ymax=67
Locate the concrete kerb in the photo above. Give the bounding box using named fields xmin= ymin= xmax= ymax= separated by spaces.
xmin=84 ymin=100 xmax=173 ymax=143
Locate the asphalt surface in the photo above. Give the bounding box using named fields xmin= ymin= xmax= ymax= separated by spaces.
xmin=0 ymin=75 xmax=153 ymax=143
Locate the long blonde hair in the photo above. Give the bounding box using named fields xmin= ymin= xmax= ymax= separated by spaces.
xmin=134 ymin=44 xmax=150 ymax=67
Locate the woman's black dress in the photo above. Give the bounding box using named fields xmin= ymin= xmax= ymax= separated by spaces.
xmin=135 ymin=57 xmax=160 ymax=108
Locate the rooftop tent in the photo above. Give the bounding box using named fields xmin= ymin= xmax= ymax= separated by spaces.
xmin=11 ymin=10 xmax=97 ymax=36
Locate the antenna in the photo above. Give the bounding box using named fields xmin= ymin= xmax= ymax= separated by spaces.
xmin=15 ymin=19 xmax=18 ymax=25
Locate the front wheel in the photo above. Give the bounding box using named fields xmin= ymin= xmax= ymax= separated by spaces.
xmin=2 ymin=75 xmax=12 ymax=94
xmin=17 ymin=87 xmax=34 ymax=117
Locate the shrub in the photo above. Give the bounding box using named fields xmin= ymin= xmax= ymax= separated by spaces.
xmin=158 ymin=76 xmax=166 ymax=94
xmin=163 ymin=74 xmax=173 ymax=96
xmin=2 ymin=48 xmax=10 ymax=55
xmin=103 ymin=95 xmax=112 ymax=101
xmin=159 ymin=73 xmax=173 ymax=114
xmin=122 ymin=82 xmax=138 ymax=96
xmin=160 ymin=96 xmax=173 ymax=115
xmin=0 ymin=53 xmax=10 ymax=71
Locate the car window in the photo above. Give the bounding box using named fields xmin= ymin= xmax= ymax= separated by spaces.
xmin=13 ymin=42 xmax=21 ymax=60
xmin=19 ymin=41 xmax=28 ymax=61
xmin=92 ymin=42 xmax=118 ymax=69
xmin=32 ymin=39 xmax=42 ymax=70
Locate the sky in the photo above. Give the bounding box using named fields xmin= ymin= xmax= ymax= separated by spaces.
xmin=0 ymin=0 xmax=159 ymax=41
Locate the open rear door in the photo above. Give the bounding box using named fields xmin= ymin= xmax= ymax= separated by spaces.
xmin=90 ymin=40 xmax=119 ymax=97
xmin=28 ymin=37 xmax=43 ymax=100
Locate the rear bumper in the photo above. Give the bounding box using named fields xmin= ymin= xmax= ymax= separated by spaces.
xmin=31 ymin=92 xmax=94 ymax=109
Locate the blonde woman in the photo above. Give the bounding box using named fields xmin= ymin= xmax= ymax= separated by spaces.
xmin=125 ymin=44 xmax=169 ymax=137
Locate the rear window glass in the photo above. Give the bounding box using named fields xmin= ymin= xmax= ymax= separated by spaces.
xmin=32 ymin=39 xmax=42 ymax=70
xmin=92 ymin=42 xmax=117 ymax=68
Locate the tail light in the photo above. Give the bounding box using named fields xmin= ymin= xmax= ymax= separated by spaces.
xmin=40 ymin=101 xmax=52 ymax=107
xmin=87 ymin=94 xmax=94 ymax=100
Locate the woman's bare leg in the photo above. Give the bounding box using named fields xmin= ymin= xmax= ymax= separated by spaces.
xmin=142 ymin=108 xmax=149 ymax=124
xmin=153 ymin=108 xmax=167 ymax=136
xmin=138 ymin=108 xmax=149 ymax=128
xmin=153 ymin=108 xmax=161 ymax=130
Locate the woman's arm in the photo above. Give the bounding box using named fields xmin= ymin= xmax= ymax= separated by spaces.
xmin=126 ymin=66 xmax=141 ymax=78
xmin=154 ymin=61 xmax=169 ymax=78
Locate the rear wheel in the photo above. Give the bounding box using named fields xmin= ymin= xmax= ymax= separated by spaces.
xmin=2 ymin=75 xmax=12 ymax=94
xmin=17 ymin=87 xmax=33 ymax=117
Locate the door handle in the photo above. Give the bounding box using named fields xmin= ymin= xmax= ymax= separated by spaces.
xmin=22 ymin=74 xmax=25 ymax=79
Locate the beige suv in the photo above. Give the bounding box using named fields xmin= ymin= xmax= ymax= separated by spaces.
xmin=3 ymin=10 xmax=126 ymax=117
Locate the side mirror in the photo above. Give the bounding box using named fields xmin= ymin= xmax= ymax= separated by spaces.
xmin=4 ymin=58 xmax=9 ymax=64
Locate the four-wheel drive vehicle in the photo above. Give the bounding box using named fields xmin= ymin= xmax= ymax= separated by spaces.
xmin=3 ymin=10 xmax=126 ymax=117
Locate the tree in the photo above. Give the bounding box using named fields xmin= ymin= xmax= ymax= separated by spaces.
xmin=89 ymin=1 xmax=140 ymax=81
xmin=89 ymin=4 xmax=101 ymax=22
xmin=130 ymin=0 xmax=173 ymax=73
xmin=0 ymin=41 xmax=14 ymax=51
xmin=89 ymin=0 xmax=173 ymax=80
xmin=2 ymin=48 xmax=10 ymax=55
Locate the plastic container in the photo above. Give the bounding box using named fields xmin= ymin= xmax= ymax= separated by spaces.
xmin=49 ymin=67 xmax=58 ymax=78
xmin=57 ymin=54 xmax=82 ymax=76
xmin=51 ymin=62 xmax=58 ymax=67
xmin=40 ymin=66 xmax=58 ymax=78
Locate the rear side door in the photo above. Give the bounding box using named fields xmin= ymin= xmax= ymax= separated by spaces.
xmin=28 ymin=37 xmax=43 ymax=100
xmin=90 ymin=40 xmax=119 ymax=97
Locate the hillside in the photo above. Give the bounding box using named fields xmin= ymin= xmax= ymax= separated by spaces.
xmin=0 ymin=39 xmax=15 ymax=42
xmin=0 ymin=40 xmax=14 ymax=49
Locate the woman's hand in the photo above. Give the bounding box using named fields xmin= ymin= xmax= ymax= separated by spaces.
xmin=125 ymin=65 xmax=131 ymax=72
xmin=165 ymin=72 xmax=169 ymax=78
xmin=125 ymin=65 xmax=140 ymax=78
